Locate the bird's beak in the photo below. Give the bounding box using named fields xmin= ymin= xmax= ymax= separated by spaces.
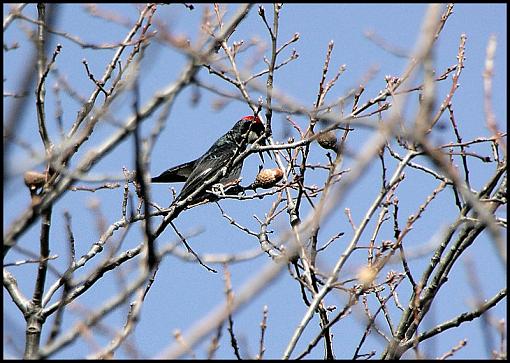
xmin=258 ymin=151 xmax=265 ymax=163
xmin=257 ymin=136 xmax=273 ymax=163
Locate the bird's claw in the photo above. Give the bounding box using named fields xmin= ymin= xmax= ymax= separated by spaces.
xmin=210 ymin=178 xmax=244 ymax=197
xmin=211 ymin=183 xmax=226 ymax=195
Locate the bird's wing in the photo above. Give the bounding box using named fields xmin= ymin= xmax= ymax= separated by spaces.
xmin=176 ymin=142 xmax=237 ymax=201
xmin=151 ymin=158 xmax=199 ymax=183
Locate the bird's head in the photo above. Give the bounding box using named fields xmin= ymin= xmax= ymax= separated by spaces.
xmin=235 ymin=115 xmax=272 ymax=163
xmin=234 ymin=115 xmax=266 ymax=144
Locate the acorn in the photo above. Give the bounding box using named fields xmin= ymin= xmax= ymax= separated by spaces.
xmin=357 ymin=265 xmax=378 ymax=288
xmin=251 ymin=168 xmax=284 ymax=190
xmin=23 ymin=171 xmax=46 ymax=193
xmin=317 ymin=130 xmax=338 ymax=152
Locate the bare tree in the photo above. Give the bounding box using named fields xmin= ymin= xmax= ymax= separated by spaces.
xmin=3 ymin=4 xmax=506 ymax=359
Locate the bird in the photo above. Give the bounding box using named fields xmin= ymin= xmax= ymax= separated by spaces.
xmin=152 ymin=115 xmax=266 ymax=204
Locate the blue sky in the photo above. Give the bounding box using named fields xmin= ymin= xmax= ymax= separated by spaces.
xmin=3 ymin=4 xmax=507 ymax=359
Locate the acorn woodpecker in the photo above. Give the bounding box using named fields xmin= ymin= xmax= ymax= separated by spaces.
xmin=152 ymin=115 xmax=266 ymax=204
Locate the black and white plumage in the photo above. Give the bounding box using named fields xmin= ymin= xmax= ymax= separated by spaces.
xmin=152 ymin=115 xmax=266 ymax=204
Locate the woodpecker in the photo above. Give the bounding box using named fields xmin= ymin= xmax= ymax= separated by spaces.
xmin=152 ymin=115 xmax=266 ymax=204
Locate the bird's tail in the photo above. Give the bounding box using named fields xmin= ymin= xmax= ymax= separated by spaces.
xmin=151 ymin=159 xmax=198 ymax=183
